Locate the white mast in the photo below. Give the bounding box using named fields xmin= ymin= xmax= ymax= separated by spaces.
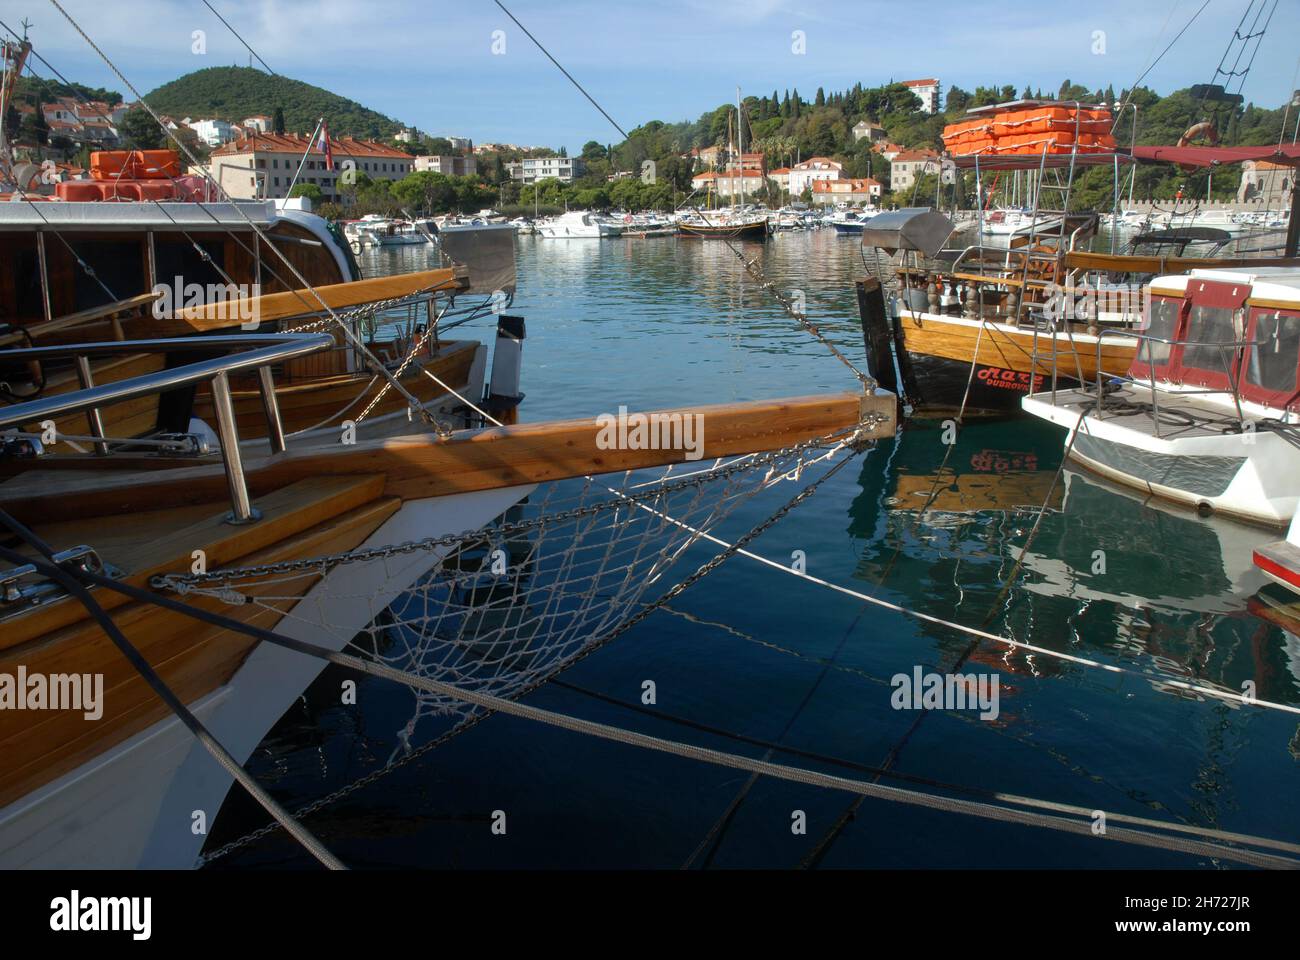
xmin=736 ymin=86 xmax=743 ymax=209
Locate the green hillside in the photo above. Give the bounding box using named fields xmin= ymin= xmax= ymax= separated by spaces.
xmin=141 ymin=66 xmax=403 ymax=138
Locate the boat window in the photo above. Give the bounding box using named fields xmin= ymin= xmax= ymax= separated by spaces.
xmin=1245 ymin=309 xmax=1300 ymax=396
xmin=1181 ymin=305 xmax=1237 ymax=375
xmin=67 ymin=238 xmax=146 ymax=313
xmin=1137 ymin=296 xmax=1179 ymax=367
xmin=153 ymin=234 xmax=229 ymax=291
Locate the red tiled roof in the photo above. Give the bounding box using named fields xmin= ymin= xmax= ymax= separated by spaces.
xmin=768 ymin=167 xmax=791 ymax=175
xmin=902 ymin=78 xmax=939 ymax=87
xmin=793 ymin=157 xmax=841 ymax=170
xmin=212 ymin=132 xmax=414 ymax=160
xmin=893 ymin=149 xmax=939 ymax=162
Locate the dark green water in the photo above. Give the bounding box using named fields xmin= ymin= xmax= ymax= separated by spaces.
xmin=208 ymin=231 xmax=1300 ymax=869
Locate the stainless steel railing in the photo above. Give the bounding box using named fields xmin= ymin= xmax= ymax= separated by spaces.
xmin=1036 ymin=326 xmax=1274 ymax=440
xmin=0 ymin=332 xmax=334 ymax=523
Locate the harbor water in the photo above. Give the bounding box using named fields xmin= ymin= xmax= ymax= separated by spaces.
xmin=206 ymin=230 xmax=1300 ymax=869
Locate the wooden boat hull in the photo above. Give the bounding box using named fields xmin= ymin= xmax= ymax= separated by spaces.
xmin=0 ymin=477 xmax=535 ymax=868
xmin=883 ymin=309 xmax=1136 ymax=417
xmin=0 ymin=389 xmax=889 ymax=866
xmin=677 ymin=221 xmax=769 ymax=241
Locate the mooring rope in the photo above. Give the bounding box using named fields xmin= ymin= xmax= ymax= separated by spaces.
xmin=52 ymin=565 xmax=1300 ymax=869
xmin=0 ymin=518 xmax=345 ymax=870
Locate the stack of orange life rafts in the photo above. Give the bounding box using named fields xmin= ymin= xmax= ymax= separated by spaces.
xmin=51 ymin=149 xmax=215 ymax=202
xmin=942 ymin=103 xmax=1117 ymax=158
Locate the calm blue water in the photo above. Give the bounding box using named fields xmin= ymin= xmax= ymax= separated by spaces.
xmin=208 ymin=231 xmax=1300 ymax=869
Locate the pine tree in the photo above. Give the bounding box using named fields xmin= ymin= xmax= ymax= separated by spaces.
xmin=273 ymin=106 xmax=285 ymax=135
xmin=782 ymin=91 xmax=791 ymax=118
xmin=815 ymin=87 xmax=825 ymax=107
xmin=792 ymin=88 xmax=801 ymax=119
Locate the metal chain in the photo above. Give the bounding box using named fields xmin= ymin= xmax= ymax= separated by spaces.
xmin=196 ymin=440 xmax=863 ymax=865
xmin=152 ymin=432 xmax=856 ymax=591
xmin=738 ymin=248 xmax=876 ymax=387
xmin=197 ymin=713 xmax=484 ymax=865
xmin=680 ymin=204 xmax=876 ymax=388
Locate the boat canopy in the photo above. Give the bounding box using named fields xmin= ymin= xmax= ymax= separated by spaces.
xmin=1131 ymin=144 xmax=1300 ymax=168
xmin=859 ymin=208 xmax=954 ymax=258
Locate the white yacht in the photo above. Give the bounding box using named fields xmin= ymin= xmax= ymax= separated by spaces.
xmin=343 ymin=214 xmax=428 ymax=248
xmin=1022 ymin=267 xmax=1300 ymax=528
xmin=537 ymin=210 xmax=623 ymax=238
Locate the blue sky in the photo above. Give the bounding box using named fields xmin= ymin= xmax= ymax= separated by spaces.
xmin=14 ymin=0 xmax=1300 ymax=151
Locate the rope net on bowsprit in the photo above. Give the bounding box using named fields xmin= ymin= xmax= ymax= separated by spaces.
xmin=152 ymin=436 xmax=853 ymax=750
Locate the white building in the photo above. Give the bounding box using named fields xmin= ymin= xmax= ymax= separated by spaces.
xmin=415 ymin=154 xmax=478 ymax=177
xmin=902 ymin=78 xmax=941 ymax=114
xmin=852 ymin=120 xmax=886 ymax=142
xmin=242 ymin=115 xmax=274 ymax=133
xmin=788 ymin=157 xmax=843 ymax=196
xmin=690 ymin=169 xmax=765 ymax=199
xmin=188 ymin=119 xmax=238 ymax=148
xmin=890 ymin=150 xmax=941 ymax=191
xmin=512 ymin=155 xmax=586 ymax=184
xmin=447 ymin=136 xmax=473 ymax=153
xmin=812 ymin=177 xmax=882 ymax=204
xmin=208 ymin=132 xmax=415 ymax=202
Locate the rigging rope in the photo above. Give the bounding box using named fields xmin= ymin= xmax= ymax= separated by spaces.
xmin=0 ymin=516 xmax=345 ymax=870
xmin=44 ymin=0 xmax=445 ymax=430
xmin=57 ymin=559 xmax=1300 ymax=870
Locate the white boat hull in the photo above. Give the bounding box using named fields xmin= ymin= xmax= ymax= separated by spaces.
xmin=1022 ymin=389 xmax=1300 ymax=527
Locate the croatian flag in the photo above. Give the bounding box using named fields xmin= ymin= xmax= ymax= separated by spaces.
xmin=317 ymin=121 xmax=333 ymax=170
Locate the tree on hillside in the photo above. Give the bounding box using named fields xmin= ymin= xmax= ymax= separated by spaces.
xmin=120 ymin=106 xmax=163 ymax=149
xmin=25 ymin=95 xmax=49 ymax=146
xmin=273 ymin=106 xmax=285 ymax=134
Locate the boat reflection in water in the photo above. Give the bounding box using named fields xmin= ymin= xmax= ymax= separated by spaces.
xmin=849 ymin=418 xmax=1299 ymax=705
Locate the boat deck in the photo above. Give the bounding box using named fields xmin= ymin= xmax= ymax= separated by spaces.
xmin=1026 ymin=384 xmax=1259 ymax=441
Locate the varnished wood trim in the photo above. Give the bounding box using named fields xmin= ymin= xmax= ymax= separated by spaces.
xmin=0 ymin=392 xmax=887 ymax=524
